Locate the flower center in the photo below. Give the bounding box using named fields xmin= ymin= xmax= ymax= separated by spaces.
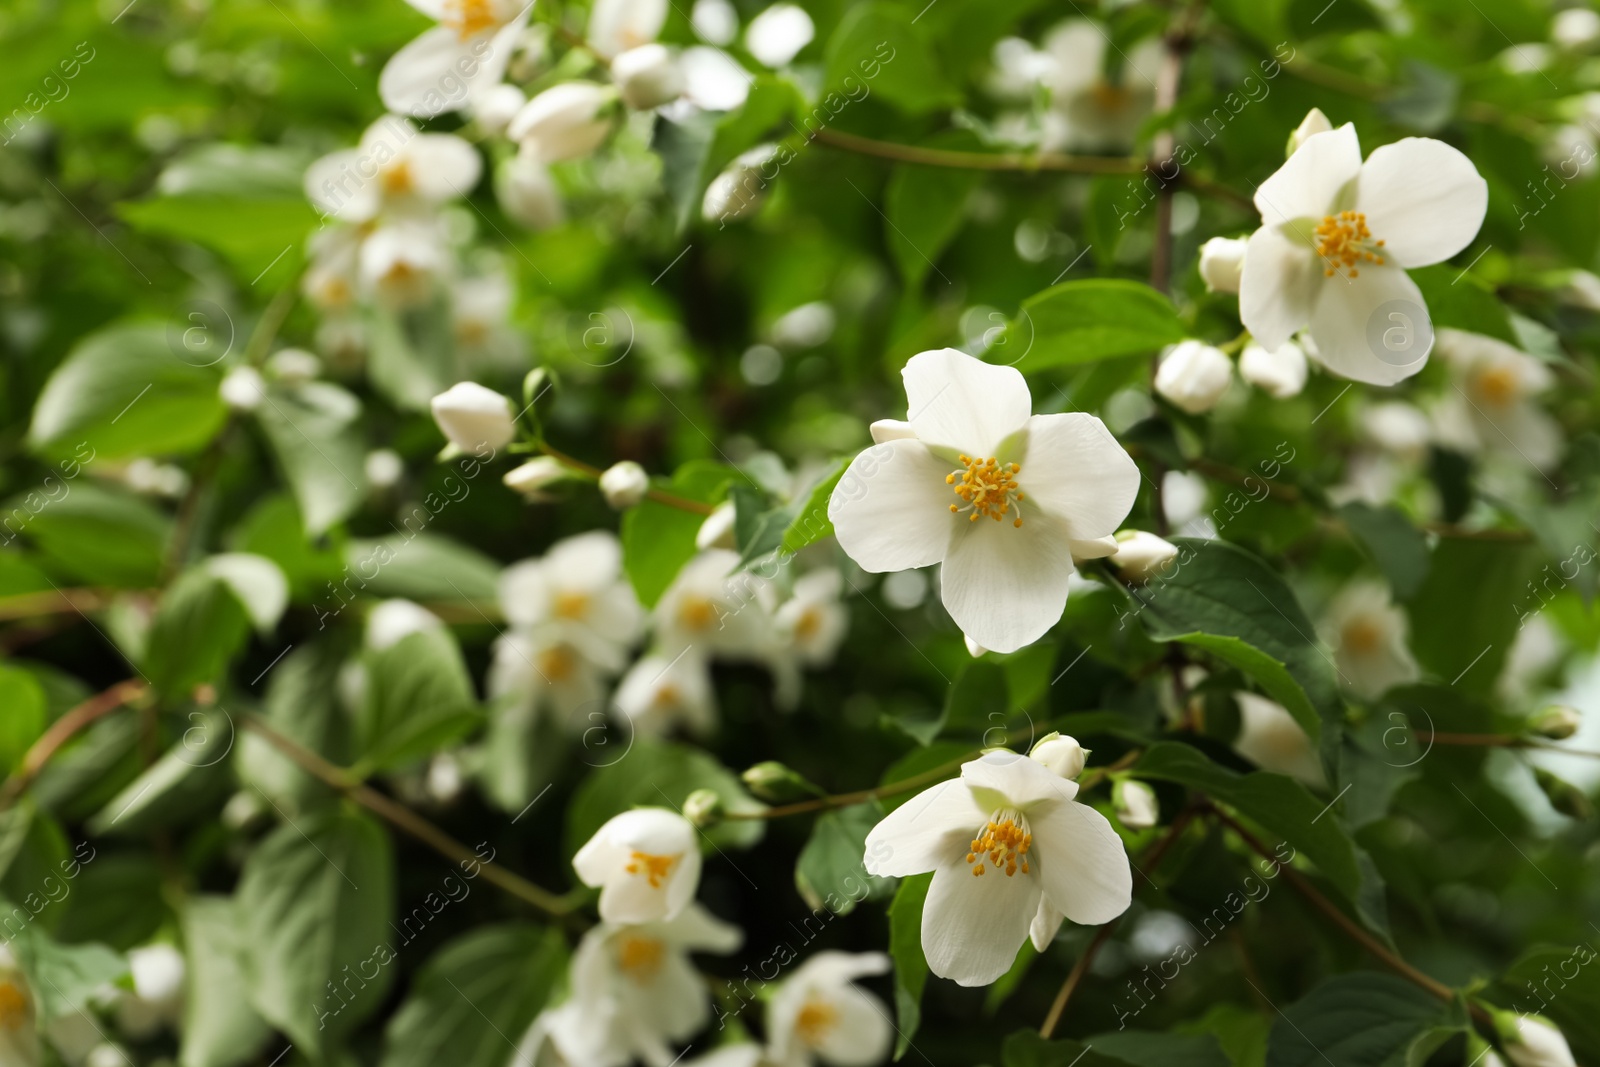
xmin=536 ymin=645 xmax=576 ymax=683
xmin=795 ymin=997 xmax=839 ymax=1047
xmin=1341 ymin=616 xmax=1384 ymax=655
xmin=1091 ymin=80 xmax=1132 ymax=114
xmin=380 ymin=160 xmax=414 ymax=197
xmin=0 ymin=980 xmax=27 ymax=1033
xmin=553 ymin=591 xmax=591 ymax=621
xmin=624 ymin=850 xmax=678 ymax=888
xmin=947 ymin=455 xmax=1026 ymax=527
xmin=1314 ymin=211 xmax=1386 ymax=279
xmin=446 ymin=0 xmax=498 ymax=39
xmin=1473 ymin=364 xmax=1520 ymax=409
xmin=652 ymin=682 xmax=681 ymax=709
xmin=966 ymin=811 xmax=1032 ymax=878
xmin=678 ymin=594 xmax=718 ymax=632
xmin=616 ymin=934 xmax=666 ymax=982
xmin=794 ymin=607 xmax=821 ymax=640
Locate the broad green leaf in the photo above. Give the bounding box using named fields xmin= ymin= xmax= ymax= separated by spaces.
xmin=236 ymin=640 xmax=352 ymax=811
xmin=256 ymin=382 xmax=367 ymax=538
xmin=156 ymin=143 xmax=311 ymax=199
xmin=180 ymin=895 xmax=274 ymax=1067
xmin=117 ymin=195 xmax=317 ymax=280
xmin=365 ymin=304 xmax=457 ymax=413
xmin=11 ymin=482 xmax=170 ymax=587
xmin=888 ymin=872 xmax=932 ymax=1060
xmin=0 ymin=800 xmax=69 ymax=912
xmin=7 ymin=912 xmax=127 ymax=1021
xmin=1411 ymin=266 xmax=1516 ymax=345
xmin=794 ymin=802 xmax=895 ymax=915
xmin=1494 ymin=946 xmax=1600 ymax=1065
xmin=940 ymin=659 xmax=1009 ymax=741
xmin=1087 ymin=1031 xmax=1230 ymax=1067
xmin=566 ymin=738 xmax=766 ymax=854
xmin=1405 ymin=536 xmax=1536 ymax=694
xmin=1338 ymin=502 xmax=1431 ymax=600
xmin=1264 ymin=974 xmax=1459 ymax=1067
xmin=654 ymin=76 xmax=804 ymax=233
xmin=143 ymin=570 xmax=253 ymax=695
xmin=621 ymin=461 xmax=734 ymax=608
xmin=28 ymin=321 xmax=226 ymax=460
xmin=1003 ymin=1031 xmax=1128 ymax=1067
xmin=239 ymin=809 xmax=396 ymax=1057
xmin=358 ymin=628 xmax=480 ymax=773
xmin=886 ymin=162 xmax=981 ymax=288
xmin=344 ymin=532 xmax=502 ymax=604
xmin=731 ymin=483 xmax=794 ymax=568
xmin=1001 ymin=280 xmax=1187 ymax=371
xmin=0 ymin=664 xmax=47 ymax=772
xmin=52 ymin=852 xmax=165 ymax=951
xmin=780 ymin=459 xmax=847 ymax=555
xmin=31 ymin=715 xmax=143 ymax=822
xmin=380 ymin=925 xmax=566 ymax=1067
xmin=823 ymin=2 xmax=955 ymax=116
xmin=86 ymin=710 xmax=233 ymax=836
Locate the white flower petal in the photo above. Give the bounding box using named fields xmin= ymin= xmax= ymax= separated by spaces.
xmin=1017 ymin=413 xmax=1140 ymax=539
xmin=380 ymin=26 xmax=495 ymax=118
xmin=828 ymin=438 xmax=957 ymax=572
xmin=863 ymin=779 xmax=985 ymax=877
xmin=408 ymin=133 xmax=484 ymax=200
xmin=304 ymin=149 xmax=380 ymax=221
xmin=1306 ymin=265 xmax=1432 ymax=385
xmin=1029 ymin=897 xmax=1064 ymax=951
xmin=811 ymin=985 xmax=893 ymax=1066
xmin=1354 ymin=138 xmax=1487 ymax=268
xmin=1253 ymin=123 xmax=1362 ymax=227
xmin=921 ymin=862 xmax=1039 ymax=986
xmin=869 ymin=418 xmax=916 ymax=443
xmin=940 ymin=511 xmax=1074 ymax=654
xmin=961 ymin=750 xmax=1079 ymax=810
xmin=902 ymin=348 xmax=1032 ymax=458
xmin=1030 ymin=799 xmax=1132 ymax=925
xmin=1239 ymin=225 xmax=1320 ymax=351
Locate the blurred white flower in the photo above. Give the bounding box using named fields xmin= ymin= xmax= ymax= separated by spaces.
xmin=588 ymin=0 xmax=668 ymax=59
xmin=303 ymin=225 xmax=363 ymax=312
xmin=1240 ymin=121 xmax=1487 ymax=385
xmin=489 ymin=627 xmax=617 ymax=731
xmin=1233 ymin=691 xmax=1325 ymax=788
xmin=114 ymin=944 xmax=185 ymax=1040
xmin=219 ymin=365 xmax=267 ymax=411
xmin=431 ymin=380 xmax=516 ymax=452
xmin=361 ymin=218 xmax=451 ymax=308
xmin=1431 ymin=329 xmax=1561 ymax=470
xmin=498 ymin=148 xmax=566 ymax=230
xmin=1198 ymin=236 xmax=1247 ymax=294
xmin=1326 ymin=581 xmax=1419 ymax=700
xmin=600 ymin=460 xmax=651 ymax=508
xmin=0 ymin=945 xmax=39 ymax=1067
xmin=574 ymin=807 xmax=702 ymax=923
xmin=471 ymin=82 xmax=526 ymax=134
xmin=305 ymin=116 xmax=481 ymax=222
xmin=267 ymin=347 xmax=321 ymax=384
xmin=500 ymin=531 xmax=643 ymax=653
xmin=864 ymin=750 xmax=1131 ymax=986
xmin=682 ymin=46 xmax=753 ymax=111
xmin=1155 ymin=340 xmax=1232 ymax=414
xmin=745 ymin=4 xmax=814 ymax=68
xmin=1113 ymin=779 xmax=1159 ymax=829
xmin=504 ymin=456 xmax=569 ymax=499
xmin=613 ymin=44 xmax=685 ymax=110
xmin=984 ymin=37 xmax=1057 ymax=102
xmin=1239 ymin=339 xmax=1309 ymax=399
xmin=509 ymin=83 xmax=619 ymax=164
xmin=828 ymin=348 xmax=1140 ymax=654
xmin=122 ymin=457 xmax=188 ymax=498
xmin=655 ymin=549 xmax=780 ymax=660
xmin=380 ymin=0 xmax=531 ymax=118
xmin=691 ymin=0 xmax=739 ymax=45
xmin=365 ymin=448 xmax=405 ymax=489
xmin=775 ymin=568 xmax=848 ymax=667
xmin=1040 ymin=21 xmax=1162 ymax=152
xmin=695 ymin=501 xmax=737 ymax=550
xmin=1552 ymin=7 xmax=1600 ymax=51
xmin=1502 ymin=1014 xmax=1577 ymax=1067
xmin=1361 ymin=400 xmax=1433 ymax=462
xmin=452 ymin=270 xmax=515 ymax=348
xmin=767 ymin=952 xmax=892 ymax=1067
xmin=769 ymin=301 xmax=836 ymax=350
xmin=512 ymin=1000 xmax=630 ymax=1067
xmin=614 ymin=649 xmax=718 ymax=736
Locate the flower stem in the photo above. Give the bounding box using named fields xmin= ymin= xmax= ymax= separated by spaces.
xmin=0 ymin=679 xmax=148 ymax=810
xmin=541 ymin=444 xmax=717 ymax=516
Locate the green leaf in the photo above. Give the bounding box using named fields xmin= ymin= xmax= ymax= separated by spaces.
xmin=1264 ymin=974 xmax=1459 ymax=1067
xmin=239 ymin=809 xmax=396 ymax=1057
xmin=888 ymin=872 xmax=932 ymax=1061
xmin=256 ymin=382 xmax=368 ymax=538
xmin=86 ymin=710 xmax=233 ymax=836
xmin=358 ymin=628 xmax=481 ymax=773
xmin=653 ymin=77 xmax=803 ymax=233
xmin=1338 ymin=502 xmax=1431 ymax=600
xmin=0 ymin=664 xmax=47 ymax=772
xmin=886 ymin=162 xmax=981 ymax=288
xmin=1135 ymin=742 xmax=1388 ymax=935
xmin=780 ymin=459 xmax=848 ymax=555
xmin=28 ymin=321 xmax=227 ymax=460
xmin=730 ymin=482 xmax=794 ymax=568
xmin=1411 ymin=265 xmax=1516 ymax=345
xmin=117 ymin=195 xmax=317 ymax=280
xmin=566 ymin=738 xmax=766 ymax=855
xmin=1493 ymin=946 xmax=1600 ymax=1064
xmin=1088 ymin=1030 xmax=1230 ymax=1067
xmin=143 ymin=570 xmax=254 ymax=695
xmin=380 ymin=925 xmax=567 ymax=1067
xmin=794 ymin=802 xmax=895 ymax=915
xmin=621 ymin=461 xmax=734 ymax=608
xmin=1004 ymin=1031 xmax=1126 ymax=1067
xmin=7 ymin=914 xmax=127 ymax=1022
xmin=343 ymin=532 xmax=502 ymax=604
xmin=1405 ymin=536 xmax=1536 ymax=693
xmin=236 ymin=640 xmax=352 ymax=811
xmin=1002 ymin=280 xmax=1187 ymax=372
xmin=940 ymin=659 xmax=1009 ymax=741
xmin=180 ymin=895 xmax=274 ymax=1067
xmin=823 ymin=2 xmax=955 ymax=116
xmin=12 ymin=482 xmax=171 ymax=587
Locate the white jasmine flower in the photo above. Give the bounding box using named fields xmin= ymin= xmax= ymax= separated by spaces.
xmin=775 ymin=569 xmax=848 ymax=667
xmin=568 ymin=903 xmax=742 ymax=1067
xmin=379 ymin=0 xmax=532 ymax=118
xmin=1286 ymin=107 xmax=1332 ymax=155
xmin=574 ymin=807 xmax=702 ymax=924
xmin=509 ymin=83 xmax=619 ymax=164
xmin=431 ymin=381 xmax=516 ymax=452
xmin=1112 ymin=779 xmax=1159 ymax=829
xmin=691 ymin=0 xmax=738 ymax=45
xmin=360 ymin=218 xmax=451 ymax=308
xmin=1198 ymin=236 xmax=1247 ymax=293
xmin=600 ymin=460 xmax=651 ymax=508
xmin=767 ymin=952 xmax=891 ymax=1067
xmin=1232 ymin=691 xmax=1325 ymax=788
xmin=302 ymin=225 xmax=363 ymax=311
xmin=1240 ymin=121 xmax=1487 ymax=385
xmin=267 ymin=347 xmax=321 ymax=384
xmin=1553 ymin=7 xmax=1600 ymax=51
xmin=426 ymin=751 xmax=464 ymax=803
xmin=682 ymin=45 xmax=755 ymax=110
xmin=504 ymin=456 xmax=569 ymax=499
xmin=365 ymin=448 xmax=405 ymax=489
xmin=1154 ymin=340 xmax=1232 ymax=415
xmin=367 ymin=598 xmax=444 ymax=651
xmin=655 ymin=550 xmax=778 ymax=660
xmin=512 ymin=1001 xmax=630 ymax=1067
xmin=1041 ymin=21 xmax=1162 ymax=153
xmin=219 ymin=365 xmax=267 ymax=411
xmin=984 ymin=37 xmax=1057 ymax=102
xmin=1361 ymin=400 xmax=1433 ymax=462
xmin=304 ymin=116 xmax=481 ymax=223
xmin=1029 ymin=733 xmax=1087 ymax=779
xmin=745 ymin=4 xmax=814 ymax=68
xmin=497 ymin=148 xmax=566 ymax=230
xmin=1325 ymin=581 xmax=1419 ymax=699
xmin=828 ymin=348 xmax=1140 ymax=654
xmin=499 ymin=531 xmax=643 ymax=654
xmin=613 ymin=649 xmax=717 ymax=737
xmin=613 ymin=44 xmax=685 ymax=110
xmin=1109 ymin=530 xmax=1179 ymax=583
xmin=0 ymin=945 xmax=39 ymax=1067
xmin=489 ymin=627 xmax=617 ymax=731
xmin=588 ymin=0 xmax=668 ymax=59
xmin=1239 ymin=339 xmax=1309 ymax=399
xmin=1502 ymin=1015 xmax=1578 ymax=1067
xmin=702 ymin=143 xmax=777 ymax=222
xmin=114 ymin=944 xmax=185 ymax=1040
xmin=1432 ymin=329 xmax=1561 ymax=470
xmin=863 ymin=750 xmax=1132 ymax=986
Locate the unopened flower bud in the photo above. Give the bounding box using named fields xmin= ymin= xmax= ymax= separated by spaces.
xmin=1198 ymin=236 xmax=1247 ymax=294
xmin=1155 ymin=340 xmax=1232 ymax=415
xmin=504 ymin=456 xmax=567 ymax=500
xmin=431 ymin=381 xmax=516 ymax=452
xmin=682 ymin=788 xmax=723 ymax=827
xmin=599 ymin=460 xmax=650 ymax=508
xmin=741 ymin=760 xmax=823 ymax=802
xmin=1110 ymin=530 xmax=1179 ymax=583
xmin=1533 ymin=767 xmax=1593 ymax=821
xmin=1030 ymin=733 xmax=1088 ymax=779
xmin=1239 ymin=339 xmax=1309 ymax=399
xmin=220 ymin=365 xmax=267 ymax=411
xmin=1288 ymin=107 xmax=1332 ymax=155
xmin=613 ymin=43 xmax=684 ymax=110
xmin=1530 ymin=705 xmax=1581 ymax=740
xmin=1113 ymin=778 xmax=1160 ymax=829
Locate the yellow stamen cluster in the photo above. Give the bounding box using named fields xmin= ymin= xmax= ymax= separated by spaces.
xmin=1474 ymin=364 xmax=1520 ymax=408
xmin=446 ymin=0 xmax=498 ymax=39
xmin=678 ymin=594 xmax=718 ymax=632
xmin=1314 ymin=211 xmax=1386 ymax=278
xmin=1341 ymin=617 xmax=1384 ymax=656
xmin=795 ymin=998 xmax=840 ymax=1047
xmin=380 ymin=160 xmax=414 ymax=197
xmin=624 ymin=850 xmax=678 ymax=888
xmin=553 ymin=591 xmax=591 ymax=620
xmin=536 ymin=645 xmax=576 ymax=684
xmin=947 ymin=455 xmax=1025 ymax=528
xmin=617 ymin=934 xmax=666 ymax=982
xmin=0 ymin=980 xmax=27 ymax=1033
xmin=966 ymin=816 xmax=1032 ymax=878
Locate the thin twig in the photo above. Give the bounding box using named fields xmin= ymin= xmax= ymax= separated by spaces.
xmin=542 ymin=444 xmax=716 ymax=515
xmin=0 ymin=588 xmax=110 ymax=622
xmin=0 ymin=679 xmax=148 ymax=809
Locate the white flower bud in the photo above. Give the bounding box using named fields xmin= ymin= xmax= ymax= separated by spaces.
xmin=219 ymin=365 xmax=267 ymax=411
xmin=472 ymin=83 xmax=527 ymax=135
xmin=426 ymin=752 xmax=464 ymax=804
xmin=745 ymin=3 xmax=814 ymax=68
xmin=589 ymin=0 xmax=669 ymax=58
xmin=599 ymin=460 xmax=650 ymax=508
xmin=1155 ymin=340 xmax=1233 ymax=415
xmin=508 ymin=82 xmax=618 ymax=164
xmin=1113 ymin=779 xmax=1160 ymax=829
xmin=702 ymin=144 xmax=779 ymax=224
xmin=1553 ymin=7 xmax=1600 ymax=51
xmin=612 ymin=44 xmax=684 ymax=110
xmin=1198 ymin=236 xmax=1247 ymax=293
xmin=691 ymin=0 xmax=738 ymax=45
xmin=504 ymin=456 xmax=568 ymax=499
xmin=1239 ymin=339 xmax=1309 ymax=399
xmin=1501 ymin=1014 xmax=1578 ymax=1067
xmin=1288 ymin=107 xmax=1332 ymax=155
xmin=963 ymin=633 xmax=987 ymax=658
xmin=1030 ymin=733 xmax=1087 ymax=779
xmin=695 ymin=501 xmax=736 ymax=550
xmin=365 ymin=448 xmax=404 ymax=490
xmin=367 ymin=599 xmax=442 ymax=651
xmin=497 ymin=149 xmax=565 ymax=231
xmin=1110 ymin=530 xmax=1179 ymax=583
xmin=267 ymin=347 xmax=321 ymax=384
xmin=1530 ymin=705 xmax=1581 ymax=740
xmin=430 ymin=381 xmax=516 ymax=453
xmin=682 ymin=787 xmax=723 ymax=827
